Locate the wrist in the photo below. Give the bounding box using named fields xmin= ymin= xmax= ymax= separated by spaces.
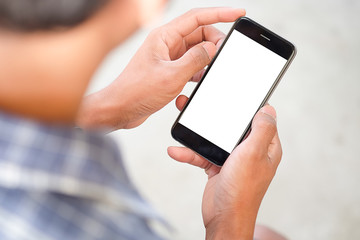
xmin=205 ymin=207 xmax=259 ymax=240
xmin=76 ymin=85 xmax=130 ymax=131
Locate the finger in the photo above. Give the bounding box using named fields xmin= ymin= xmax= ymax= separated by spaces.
xmin=167 ymin=146 xmax=213 ymax=169
xmin=175 ymin=95 xmax=188 ymax=111
xmin=189 ymin=69 xmax=206 ymax=82
xmin=205 ymin=164 xmax=221 ymax=179
xmin=184 ymin=25 xmax=226 ymax=50
xmin=216 ymin=38 xmax=226 ymax=50
xmin=167 ymin=8 xmax=246 ymax=38
xmin=172 ymin=41 xmax=217 ymax=80
xmin=246 ymin=105 xmax=277 ymax=150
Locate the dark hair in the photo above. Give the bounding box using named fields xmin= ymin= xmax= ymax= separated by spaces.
xmin=0 ymin=0 xmax=108 ymax=31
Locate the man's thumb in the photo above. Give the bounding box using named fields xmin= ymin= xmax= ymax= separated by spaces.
xmin=248 ymin=105 xmax=278 ymax=148
xmin=175 ymin=42 xmax=217 ymax=80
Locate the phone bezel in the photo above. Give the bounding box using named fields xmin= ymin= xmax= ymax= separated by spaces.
xmin=171 ymin=17 xmax=297 ymax=166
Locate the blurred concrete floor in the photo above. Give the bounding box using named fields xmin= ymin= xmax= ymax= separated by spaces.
xmin=88 ymin=0 xmax=360 ymax=239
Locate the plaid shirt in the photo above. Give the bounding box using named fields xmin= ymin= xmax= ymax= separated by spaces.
xmin=0 ymin=111 xmax=166 ymax=240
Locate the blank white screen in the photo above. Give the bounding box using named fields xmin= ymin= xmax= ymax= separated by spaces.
xmin=179 ymin=30 xmax=287 ymax=153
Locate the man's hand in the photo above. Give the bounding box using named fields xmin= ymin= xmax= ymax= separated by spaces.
xmin=76 ymin=8 xmax=246 ymax=130
xmin=168 ymin=103 xmax=282 ymax=240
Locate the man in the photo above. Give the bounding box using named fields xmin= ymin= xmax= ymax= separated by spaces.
xmin=0 ymin=0 xmax=286 ymax=239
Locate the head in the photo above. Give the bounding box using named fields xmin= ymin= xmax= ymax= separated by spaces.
xmin=0 ymin=0 xmax=166 ymax=123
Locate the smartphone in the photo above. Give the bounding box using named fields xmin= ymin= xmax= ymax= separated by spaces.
xmin=171 ymin=17 xmax=296 ymax=166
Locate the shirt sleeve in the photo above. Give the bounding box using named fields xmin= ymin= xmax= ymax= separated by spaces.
xmin=0 ymin=187 xmax=165 ymax=240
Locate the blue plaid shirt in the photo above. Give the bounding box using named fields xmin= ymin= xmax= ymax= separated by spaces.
xmin=0 ymin=111 xmax=166 ymax=240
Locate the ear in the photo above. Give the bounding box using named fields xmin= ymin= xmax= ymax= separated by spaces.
xmin=135 ymin=0 xmax=167 ymax=26
xmin=84 ymin=0 xmax=142 ymax=50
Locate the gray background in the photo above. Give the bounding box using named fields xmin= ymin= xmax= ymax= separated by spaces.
xmin=89 ymin=0 xmax=360 ymax=239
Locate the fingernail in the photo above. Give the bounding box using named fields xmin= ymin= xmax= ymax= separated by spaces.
xmin=260 ymin=105 xmax=277 ymax=122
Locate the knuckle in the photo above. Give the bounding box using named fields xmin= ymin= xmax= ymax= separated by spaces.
xmin=149 ymin=27 xmax=163 ymax=38
xmin=187 ymin=8 xmax=200 ymax=16
xmin=186 ymin=8 xmax=203 ymax=25
xmin=257 ymin=117 xmax=277 ymax=133
xmin=146 ymin=29 xmax=159 ymax=42
xmin=189 ymin=47 xmax=209 ymax=67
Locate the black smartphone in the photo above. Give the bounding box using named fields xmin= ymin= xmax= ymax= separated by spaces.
xmin=171 ymin=17 xmax=296 ymax=166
